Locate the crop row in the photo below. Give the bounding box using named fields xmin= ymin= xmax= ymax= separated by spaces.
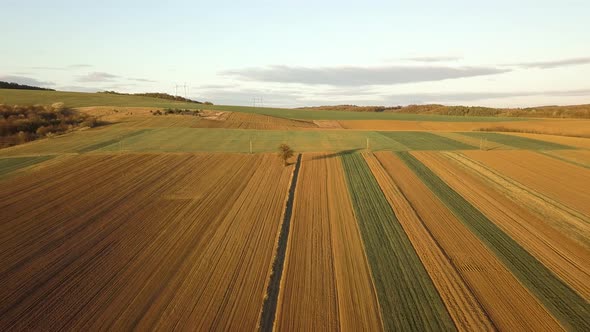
xmin=340 ymin=153 xmax=455 ymax=331
xmin=396 ymin=151 xmax=590 ymax=330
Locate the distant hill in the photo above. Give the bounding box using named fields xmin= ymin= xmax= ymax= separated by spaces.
xmin=99 ymin=91 xmax=208 ymax=104
xmin=300 ymin=104 xmax=590 ymax=119
xmin=0 ymin=81 xmax=55 ymax=91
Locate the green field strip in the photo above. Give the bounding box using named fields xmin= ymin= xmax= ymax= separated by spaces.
xmin=0 ymin=89 xmax=522 ymax=122
xmin=378 ymin=131 xmax=475 ymax=150
xmin=96 ymin=128 xmax=410 ymax=153
xmin=0 ymin=155 xmax=54 ymax=178
xmin=340 ymin=153 xmax=456 ymax=331
xmin=396 ymin=151 xmax=590 ymax=330
xmin=77 ymin=129 xmax=152 ymax=153
xmin=462 ymin=132 xmax=572 ymax=150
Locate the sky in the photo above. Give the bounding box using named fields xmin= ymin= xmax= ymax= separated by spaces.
xmin=1 ymin=0 xmax=589 ymax=107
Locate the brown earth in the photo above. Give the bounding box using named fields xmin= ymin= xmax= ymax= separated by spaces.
xmin=363 ymin=153 xmax=494 ymax=331
xmin=193 ymin=111 xmax=318 ymax=130
xmin=276 ymin=153 xmax=383 ymax=331
xmin=0 ymin=153 xmax=291 ymax=330
xmin=373 ymin=151 xmax=563 ymax=331
xmin=414 ymin=151 xmax=590 ymax=300
xmin=462 ymin=150 xmax=590 ymax=217
xmin=338 ymin=118 xmax=590 ymax=136
xmin=442 ymin=152 xmax=590 ymax=250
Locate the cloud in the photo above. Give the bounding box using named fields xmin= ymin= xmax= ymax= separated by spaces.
xmin=222 ymin=65 xmax=510 ymax=86
xmin=507 ymin=57 xmax=590 ymax=69
xmin=196 ymin=83 xmax=240 ymax=90
xmin=128 ymin=77 xmax=157 ymax=83
xmin=77 ymin=72 xmax=119 ymax=82
xmin=68 ymin=64 xmax=92 ymax=69
xmin=402 ymin=56 xmax=463 ymax=62
xmin=31 ymin=64 xmax=92 ymax=71
xmin=57 ymin=85 xmax=101 ymax=93
xmin=0 ymin=75 xmax=55 ymax=87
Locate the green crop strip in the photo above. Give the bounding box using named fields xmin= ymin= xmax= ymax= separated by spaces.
xmin=340 ymin=153 xmax=456 ymax=331
xmin=378 ymin=131 xmax=475 ymax=150
xmin=396 ymin=151 xmax=590 ymax=330
xmin=462 ymin=132 xmax=571 ymax=150
xmin=0 ymin=155 xmax=54 ymax=178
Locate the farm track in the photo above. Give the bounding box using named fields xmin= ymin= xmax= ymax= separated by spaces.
xmin=397 ymin=151 xmax=590 ymax=330
xmin=443 ymin=152 xmax=590 ymax=249
xmin=462 ymin=150 xmax=590 ymax=217
xmin=363 ymin=153 xmax=494 ymax=331
xmin=340 ymin=153 xmax=456 ymax=331
xmin=0 ymin=153 xmax=292 ymax=330
xmin=276 ymin=153 xmax=382 ymax=331
xmin=414 ymin=151 xmax=590 ymax=300
xmin=375 ymin=152 xmax=563 ymax=330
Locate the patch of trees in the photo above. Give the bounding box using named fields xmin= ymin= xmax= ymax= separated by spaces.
xmin=151 ymin=108 xmax=201 ymax=116
xmin=0 ymin=81 xmax=55 ymax=91
xmin=0 ymin=103 xmax=100 ymax=148
xmin=99 ymin=91 xmax=213 ymax=105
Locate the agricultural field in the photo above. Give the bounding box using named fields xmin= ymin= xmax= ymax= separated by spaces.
xmin=1 ymin=90 xmax=589 ymax=330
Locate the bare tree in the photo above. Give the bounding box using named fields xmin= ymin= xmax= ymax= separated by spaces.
xmin=278 ymin=144 xmax=294 ymax=166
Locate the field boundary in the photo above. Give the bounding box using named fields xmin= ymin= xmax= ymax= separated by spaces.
xmin=258 ymin=154 xmax=301 ymax=331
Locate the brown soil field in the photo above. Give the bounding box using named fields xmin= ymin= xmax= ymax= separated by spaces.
xmin=0 ymin=153 xmax=292 ymax=330
xmin=476 ymin=119 xmax=590 ymax=136
xmin=192 ymin=111 xmax=318 ymax=130
xmin=463 ymin=150 xmax=590 ymax=217
xmin=363 ymin=153 xmax=494 ymax=331
xmin=338 ymin=119 xmax=495 ymax=131
xmin=442 ymin=152 xmax=590 ymax=250
xmin=504 ymin=133 xmax=590 ymax=149
xmin=313 ymin=120 xmax=344 ymax=129
xmin=373 ymin=151 xmax=563 ymax=331
xmin=276 ymin=153 xmax=382 ymax=331
xmin=414 ymin=151 xmax=590 ymax=300
xmin=337 ymin=118 xmax=590 ymax=136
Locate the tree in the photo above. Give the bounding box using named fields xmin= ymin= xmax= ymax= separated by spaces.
xmin=278 ymin=144 xmax=294 ymax=166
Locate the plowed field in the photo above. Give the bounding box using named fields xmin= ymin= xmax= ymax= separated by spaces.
xmin=0 ymin=153 xmax=292 ymax=330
